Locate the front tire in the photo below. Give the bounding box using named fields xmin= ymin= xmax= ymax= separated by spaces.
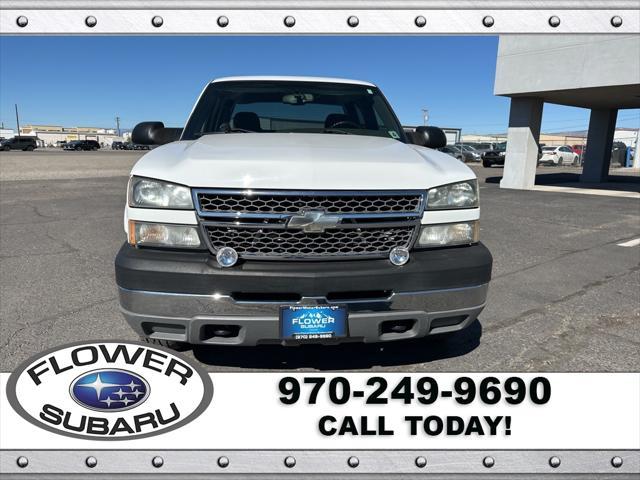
xmin=142 ymin=336 xmax=190 ymax=351
xmin=557 ymin=158 xmax=563 ymax=167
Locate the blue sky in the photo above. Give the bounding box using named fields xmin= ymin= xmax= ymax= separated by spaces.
xmin=1 ymin=36 xmax=638 ymax=134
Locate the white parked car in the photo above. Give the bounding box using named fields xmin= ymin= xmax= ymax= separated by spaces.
xmin=115 ymin=76 xmax=493 ymax=349
xmin=539 ymin=146 xmax=579 ymax=166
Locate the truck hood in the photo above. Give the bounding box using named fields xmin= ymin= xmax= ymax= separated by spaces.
xmin=131 ymin=133 xmax=475 ymax=190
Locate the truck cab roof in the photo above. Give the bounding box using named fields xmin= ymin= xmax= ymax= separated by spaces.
xmin=210 ymin=76 xmax=376 ymax=87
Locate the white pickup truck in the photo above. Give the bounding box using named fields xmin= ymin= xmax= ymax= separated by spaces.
xmin=115 ymin=76 xmax=492 ymax=349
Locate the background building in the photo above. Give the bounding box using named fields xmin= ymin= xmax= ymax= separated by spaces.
xmin=494 ymin=34 xmax=640 ymax=189
xmin=18 ymin=125 xmax=123 ymax=147
xmin=462 ymin=128 xmax=638 ymax=149
xmin=0 ymin=128 xmax=15 ymax=139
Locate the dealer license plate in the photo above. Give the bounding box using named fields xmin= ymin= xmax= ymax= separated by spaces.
xmin=280 ymin=305 xmax=348 ymax=340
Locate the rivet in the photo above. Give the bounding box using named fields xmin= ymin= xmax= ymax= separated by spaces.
xmin=151 ymin=16 xmax=164 ymax=27
xmin=482 ymin=16 xmax=495 ymax=28
xmin=284 ymin=16 xmax=296 ymax=28
xmin=548 ymin=16 xmax=561 ymax=28
xmin=218 ymin=456 xmax=230 ymax=468
xmin=611 ymin=456 xmax=623 ymax=468
xmin=151 ymin=456 xmax=164 ymax=468
xmin=16 ymin=456 xmax=29 ymax=468
xmin=483 ymin=456 xmax=495 ymax=468
xmin=347 ymin=16 xmax=359 ymax=28
xmin=415 ymin=456 xmax=427 ymax=468
xmin=284 ymin=456 xmax=296 ymax=468
xmin=611 ymin=16 xmax=623 ymax=28
xmin=16 ymin=16 xmax=28 ymax=27
xmin=85 ymin=456 xmax=97 ymax=468
xmin=85 ymin=16 xmax=97 ymax=28
xmin=415 ymin=16 xmax=426 ymax=28
xmin=217 ymin=16 xmax=229 ymax=28
xmin=347 ymin=456 xmax=359 ymax=468
xmin=549 ymin=456 xmax=561 ymax=468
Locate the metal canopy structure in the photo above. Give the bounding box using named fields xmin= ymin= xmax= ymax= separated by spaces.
xmin=495 ymin=34 xmax=640 ymax=189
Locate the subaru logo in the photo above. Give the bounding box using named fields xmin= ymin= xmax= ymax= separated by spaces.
xmin=7 ymin=341 xmax=213 ymax=440
xmin=287 ymin=210 xmax=341 ymax=233
xmin=70 ymin=369 xmax=149 ymax=412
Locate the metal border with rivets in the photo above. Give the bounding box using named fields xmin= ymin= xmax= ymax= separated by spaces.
xmin=1 ymin=0 xmax=639 ymax=476
xmin=0 ymin=1 xmax=639 ymax=33
xmin=0 ymin=450 xmax=639 ymax=474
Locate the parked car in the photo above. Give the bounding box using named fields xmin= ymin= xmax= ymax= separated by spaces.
xmin=481 ymin=142 xmax=507 ymax=167
xmin=0 ymin=136 xmax=37 ymax=151
xmin=439 ymin=144 xmax=480 ymax=162
xmin=539 ymin=146 xmax=579 ymax=166
xmin=570 ymin=144 xmax=585 ymax=156
xmin=116 ymin=75 xmax=492 ymax=350
xmin=112 ymin=141 xmax=126 ymax=150
xmin=456 ymin=144 xmax=482 ymax=162
xmin=64 ymin=140 xmax=101 ymax=151
xmin=465 ymin=142 xmax=500 ymax=156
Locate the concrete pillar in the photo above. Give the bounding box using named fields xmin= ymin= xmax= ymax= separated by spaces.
xmin=580 ymin=108 xmax=618 ymax=183
xmin=500 ymin=97 xmax=544 ymax=190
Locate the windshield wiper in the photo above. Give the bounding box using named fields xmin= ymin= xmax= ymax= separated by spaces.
xmin=194 ymin=128 xmax=254 ymax=138
xmin=322 ymin=128 xmax=352 ymax=135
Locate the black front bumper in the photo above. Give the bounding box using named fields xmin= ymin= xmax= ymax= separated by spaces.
xmin=115 ymin=243 xmax=493 ymax=345
xmin=116 ymin=243 xmax=492 ymax=296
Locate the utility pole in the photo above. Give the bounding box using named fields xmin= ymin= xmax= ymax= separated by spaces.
xmin=421 ymin=108 xmax=429 ymax=126
xmin=115 ymin=116 xmax=121 ymax=137
xmin=15 ymin=104 xmax=21 ymax=137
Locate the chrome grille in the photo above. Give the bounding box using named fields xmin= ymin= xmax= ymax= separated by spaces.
xmin=196 ymin=191 xmax=423 ymax=215
xmin=194 ymin=189 xmax=425 ymax=260
xmin=204 ymin=225 xmax=415 ymax=259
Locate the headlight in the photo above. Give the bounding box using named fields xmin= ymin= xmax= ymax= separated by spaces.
xmin=426 ymin=180 xmax=478 ymax=209
xmin=499 ymin=151 xmax=506 ymax=157
xmin=417 ymin=221 xmax=479 ymax=247
xmin=128 ymin=176 xmax=193 ymax=209
xmin=128 ymin=221 xmax=202 ymax=248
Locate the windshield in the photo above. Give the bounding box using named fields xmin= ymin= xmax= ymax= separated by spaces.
xmin=182 ymin=81 xmax=407 ymax=142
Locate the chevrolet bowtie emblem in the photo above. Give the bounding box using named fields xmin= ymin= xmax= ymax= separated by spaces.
xmin=286 ymin=211 xmax=341 ymax=233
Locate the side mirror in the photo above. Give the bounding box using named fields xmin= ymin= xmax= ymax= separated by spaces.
xmin=411 ymin=126 xmax=448 ymax=149
xmin=132 ymin=122 xmax=183 ymax=145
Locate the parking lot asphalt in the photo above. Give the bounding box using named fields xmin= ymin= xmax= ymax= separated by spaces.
xmin=1 ymin=150 xmax=638 ymax=372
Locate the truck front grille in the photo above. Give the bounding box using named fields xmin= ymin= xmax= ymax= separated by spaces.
xmin=196 ymin=191 xmax=423 ymax=215
xmin=193 ymin=189 xmax=425 ymax=260
xmin=204 ymin=225 xmax=416 ymax=259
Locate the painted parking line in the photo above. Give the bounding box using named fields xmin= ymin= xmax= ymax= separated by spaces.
xmin=617 ymin=238 xmax=640 ymax=247
xmin=533 ymin=185 xmax=640 ymax=199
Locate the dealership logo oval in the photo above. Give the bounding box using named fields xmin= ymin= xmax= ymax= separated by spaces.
xmin=6 ymin=340 xmax=213 ymax=440
xmin=70 ymin=369 xmax=150 ymax=412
